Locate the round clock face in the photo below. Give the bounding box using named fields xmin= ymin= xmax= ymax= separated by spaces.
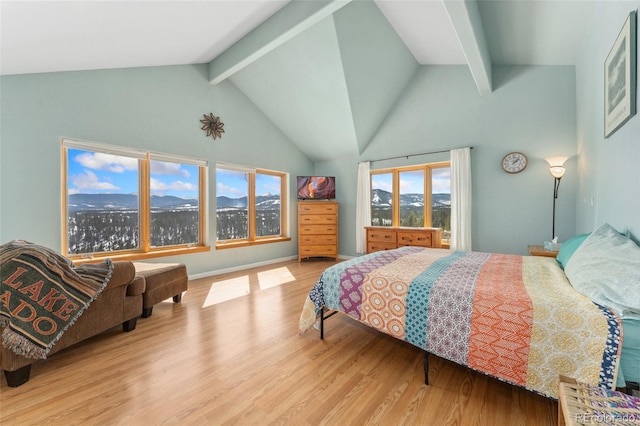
xmin=502 ymin=152 xmax=527 ymax=174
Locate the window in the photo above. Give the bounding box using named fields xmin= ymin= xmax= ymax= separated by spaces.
xmin=215 ymin=163 xmax=288 ymax=247
xmin=62 ymin=138 xmax=208 ymax=260
xmin=371 ymin=162 xmax=451 ymax=244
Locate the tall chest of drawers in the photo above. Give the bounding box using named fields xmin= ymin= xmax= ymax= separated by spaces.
xmin=365 ymin=226 xmax=442 ymax=254
xmin=298 ymin=201 xmax=338 ymax=261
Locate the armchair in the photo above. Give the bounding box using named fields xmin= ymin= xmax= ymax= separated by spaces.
xmin=1 ymin=261 xmax=145 ymax=387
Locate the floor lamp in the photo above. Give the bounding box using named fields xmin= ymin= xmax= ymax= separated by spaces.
xmin=545 ymin=157 xmax=569 ymax=240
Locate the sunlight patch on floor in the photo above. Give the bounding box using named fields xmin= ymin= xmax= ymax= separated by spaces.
xmin=257 ymin=267 xmax=295 ymax=290
xmin=203 ymin=276 xmax=250 ymax=307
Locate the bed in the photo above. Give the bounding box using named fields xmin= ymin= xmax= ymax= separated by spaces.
xmin=299 ymin=223 xmax=640 ymax=399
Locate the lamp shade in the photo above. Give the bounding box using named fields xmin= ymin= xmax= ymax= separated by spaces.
xmin=545 ymin=156 xmax=569 ymax=178
xmin=550 ymin=166 xmax=566 ymax=178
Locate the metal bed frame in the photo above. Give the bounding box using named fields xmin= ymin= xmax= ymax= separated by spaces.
xmin=319 ymin=306 xmax=430 ymax=385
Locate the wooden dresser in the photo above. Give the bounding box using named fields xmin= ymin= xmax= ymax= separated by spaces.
xmin=298 ymin=201 xmax=338 ymax=261
xmin=365 ymin=226 xmax=442 ymax=254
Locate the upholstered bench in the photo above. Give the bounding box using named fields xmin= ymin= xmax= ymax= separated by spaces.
xmin=133 ymin=262 xmax=188 ymax=318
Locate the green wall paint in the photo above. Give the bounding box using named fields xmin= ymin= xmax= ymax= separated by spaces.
xmin=0 ymin=63 xmax=579 ymax=271
xmin=0 ymin=64 xmax=312 ymax=275
xmin=228 ymin=0 xmax=419 ymax=162
xmin=575 ymin=2 xmax=640 ymax=240
xmin=333 ymin=0 xmax=418 ymax=153
xmin=326 ymin=65 xmax=577 ymax=257
xmin=229 ymin=15 xmax=358 ymax=161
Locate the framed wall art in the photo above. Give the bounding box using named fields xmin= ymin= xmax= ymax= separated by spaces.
xmin=604 ymin=11 xmax=637 ymax=138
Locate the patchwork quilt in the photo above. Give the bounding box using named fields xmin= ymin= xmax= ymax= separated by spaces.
xmin=298 ymin=247 xmax=622 ymax=399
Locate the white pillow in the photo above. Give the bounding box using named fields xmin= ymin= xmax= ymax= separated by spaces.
xmin=564 ymin=223 xmax=640 ymax=319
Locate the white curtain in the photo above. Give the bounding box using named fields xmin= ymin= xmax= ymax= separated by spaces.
xmin=450 ymin=148 xmax=472 ymax=251
xmin=355 ymin=161 xmax=371 ymax=254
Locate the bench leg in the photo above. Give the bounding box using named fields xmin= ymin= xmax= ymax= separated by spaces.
xmin=122 ymin=318 xmax=138 ymax=332
xmin=141 ymin=307 xmax=153 ymax=318
xmin=173 ymin=294 xmax=182 ymax=303
xmin=4 ymin=365 xmax=31 ymax=387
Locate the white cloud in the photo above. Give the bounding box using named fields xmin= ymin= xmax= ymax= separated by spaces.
xmin=150 ymin=160 xmax=190 ymax=178
xmin=372 ymin=178 xmax=392 ymax=192
xmin=432 ymin=179 xmax=451 ymax=193
xmin=399 ymin=179 xmax=422 ymax=193
xmin=74 ymin=152 xmax=138 ymax=173
xmin=150 ymin=177 xmax=196 ymax=193
xmin=70 ymin=170 xmax=120 ymax=192
xmin=217 ymin=182 xmax=244 ymax=197
xmin=432 ymin=168 xmax=451 ymax=193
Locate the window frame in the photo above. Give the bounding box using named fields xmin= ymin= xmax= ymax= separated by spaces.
xmin=61 ymin=138 xmax=210 ymax=263
xmin=370 ymin=161 xmax=451 ymax=245
xmin=215 ymin=163 xmax=289 ymax=249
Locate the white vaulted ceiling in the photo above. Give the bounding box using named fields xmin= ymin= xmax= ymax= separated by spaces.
xmin=0 ymin=0 xmax=597 ymax=160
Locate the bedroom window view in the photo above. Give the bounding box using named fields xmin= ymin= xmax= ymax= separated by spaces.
xmin=216 ymin=164 xmax=286 ymax=245
xmin=66 ymin=148 xmax=141 ymax=254
xmin=432 ymin=166 xmax=452 ymax=243
xmin=255 ymin=173 xmax=282 ymax=237
xmin=216 ymin=168 xmax=249 ymax=240
xmin=371 ymin=163 xmax=451 ymax=243
xmin=149 ymin=159 xmax=200 ymax=248
xmin=399 ymin=169 xmax=425 ymax=227
xmin=63 ymin=139 xmax=207 ymax=257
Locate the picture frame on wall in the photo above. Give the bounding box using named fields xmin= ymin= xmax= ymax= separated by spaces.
xmin=604 ymin=10 xmax=637 ymax=138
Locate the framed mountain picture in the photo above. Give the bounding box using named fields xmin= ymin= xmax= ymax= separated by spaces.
xmin=604 ymin=11 xmax=637 ymax=138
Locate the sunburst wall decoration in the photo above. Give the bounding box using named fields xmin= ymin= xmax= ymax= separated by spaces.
xmin=200 ymin=113 xmax=225 ymax=140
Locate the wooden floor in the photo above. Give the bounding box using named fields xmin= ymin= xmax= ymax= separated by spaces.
xmin=1 ymin=259 xmax=557 ymax=425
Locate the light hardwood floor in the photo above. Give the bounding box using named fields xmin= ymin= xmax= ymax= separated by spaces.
xmin=1 ymin=259 xmax=557 ymax=425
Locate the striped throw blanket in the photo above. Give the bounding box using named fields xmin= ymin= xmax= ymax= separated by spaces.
xmin=299 ymin=247 xmax=622 ymax=399
xmin=0 ymin=240 xmax=113 ymax=359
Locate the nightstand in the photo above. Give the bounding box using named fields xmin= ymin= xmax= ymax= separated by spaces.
xmin=527 ymin=244 xmax=558 ymax=257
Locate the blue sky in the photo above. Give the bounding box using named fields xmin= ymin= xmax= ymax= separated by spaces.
xmin=372 ymin=167 xmax=451 ymax=194
xmin=67 ymin=148 xmax=198 ymax=198
xmin=216 ymin=169 xmax=281 ymax=199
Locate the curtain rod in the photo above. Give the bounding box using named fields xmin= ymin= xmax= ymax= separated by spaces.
xmin=361 ymin=146 xmax=473 ymax=164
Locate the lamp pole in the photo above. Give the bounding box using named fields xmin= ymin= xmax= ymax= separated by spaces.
xmin=552 ymin=177 xmax=561 ymax=239
xmin=546 ymin=156 xmax=568 ymax=240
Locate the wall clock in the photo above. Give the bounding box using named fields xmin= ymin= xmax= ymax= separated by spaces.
xmin=501 ymin=152 xmax=527 ymax=174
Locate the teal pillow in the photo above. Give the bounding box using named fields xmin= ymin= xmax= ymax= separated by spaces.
xmin=556 ymin=233 xmax=589 ymax=269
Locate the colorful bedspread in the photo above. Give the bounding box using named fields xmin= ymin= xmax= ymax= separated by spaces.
xmin=298 ymin=247 xmax=622 ymax=399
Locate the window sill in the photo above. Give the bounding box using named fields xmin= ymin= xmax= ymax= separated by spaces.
xmin=215 ymin=236 xmax=291 ymax=250
xmin=70 ymin=245 xmax=211 ymax=265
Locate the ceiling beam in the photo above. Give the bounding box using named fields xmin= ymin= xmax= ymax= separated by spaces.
xmin=208 ymin=0 xmax=352 ymax=85
xmin=443 ymin=0 xmax=492 ymax=95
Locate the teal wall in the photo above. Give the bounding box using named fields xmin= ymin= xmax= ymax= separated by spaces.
xmin=0 ymin=61 xmax=582 ymax=270
xmin=229 ymin=15 xmax=359 ymax=161
xmin=333 ymin=0 xmax=419 ymax=154
xmin=575 ymin=2 xmax=640 ymax=240
xmin=227 ymin=0 xmax=418 ymax=163
xmin=320 ymin=65 xmax=578 ymax=257
xmin=0 ymin=64 xmax=312 ymax=275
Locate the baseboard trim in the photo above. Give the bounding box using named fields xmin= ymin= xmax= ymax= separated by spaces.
xmin=188 ymin=255 xmax=298 ymax=280
xmin=187 ymin=253 xmax=355 ymax=280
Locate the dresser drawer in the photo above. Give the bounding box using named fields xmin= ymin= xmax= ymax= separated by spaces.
xmin=299 ymin=245 xmax=338 ymax=257
xmin=367 ymin=242 xmax=397 ymax=253
xmin=366 ymin=228 xmax=397 ymax=243
xmin=299 ymin=225 xmax=337 ymax=235
xmin=298 ymin=203 xmax=338 ymax=215
xmin=299 ymin=215 xmax=337 ymax=225
xmin=397 ymin=231 xmax=432 ymax=247
xmin=299 ymin=235 xmax=337 ymax=245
